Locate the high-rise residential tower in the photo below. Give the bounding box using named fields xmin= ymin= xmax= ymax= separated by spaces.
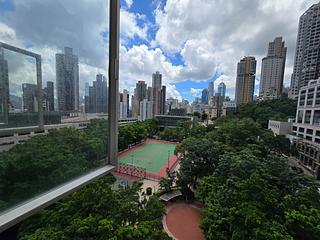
xmin=43 ymin=81 xmax=54 ymax=112
xmin=235 ymin=56 xmax=256 ymax=106
xmin=201 ymin=88 xmax=209 ymax=104
xmin=0 ymin=48 xmax=9 ymax=124
xmin=152 ymin=71 xmax=165 ymax=115
xmin=259 ymin=37 xmax=287 ymax=99
xmin=56 ymin=47 xmax=79 ymax=112
xmin=95 ymin=74 xmax=108 ymax=113
xmin=160 ymin=85 xmax=166 ymax=114
xmin=208 ymin=81 xmax=214 ymax=97
xmin=22 ymin=83 xmax=38 ymax=112
xmin=132 ymin=80 xmax=147 ymax=117
xmin=84 ymin=74 xmax=108 ymax=113
xmin=152 ymin=71 xmax=162 ymax=89
xmin=217 ymin=82 xmax=226 ymax=98
xmin=290 ymin=3 xmax=320 ymax=98
xmin=119 ymin=89 xmax=129 ymax=119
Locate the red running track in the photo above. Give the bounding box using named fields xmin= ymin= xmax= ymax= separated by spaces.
xmin=163 ymin=203 xmax=204 ymax=240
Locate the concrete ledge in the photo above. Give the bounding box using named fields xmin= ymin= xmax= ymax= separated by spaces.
xmin=0 ymin=165 xmax=114 ymax=232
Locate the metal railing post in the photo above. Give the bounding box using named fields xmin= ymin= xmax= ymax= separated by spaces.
xmin=108 ymin=0 xmax=120 ymax=166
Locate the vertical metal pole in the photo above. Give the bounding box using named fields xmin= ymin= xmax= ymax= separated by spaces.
xmin=108 ymin=0 xmax=120 ymax=166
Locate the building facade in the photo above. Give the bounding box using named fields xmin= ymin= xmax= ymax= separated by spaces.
xmin=43 ymin=81 xmax=54 ymax=112
xmin=119 ymin=89 xmax=129 ymax=119
xmin=217 ymin=82 xmax=226 ymax=97
xmin=235 ymin=56 xmax=256 ymax=106
xmin=290 ymin=3 xmax=320 ymax=98
xmin=208 ymin=81 xmax=214 ymax=97
xmin=22 ymin=83 xmax=38 ymax=112
xmin=152 ymin=71 xmax=166 ymax=116
xmin=85 ymin=74 xmax=108 ymax=113
xmin=260 ymin=37 xmax=287 ymax=99
xmin=268 ymin=120 xmax=292 ymax=135
xmin=222 ymin=101 xmax=236 ymax=116
xmin=139 ymin=99 xmax=153 ymax=121
xmin=292 ymin=78 xmax=320 ymax=179
xmin=132 ymin=80 xmax=147 ymax=118
xmin=201 ymin=88 xmax=208 ymax=104
xmin=56 ymin=47 xmax=79 ymax=112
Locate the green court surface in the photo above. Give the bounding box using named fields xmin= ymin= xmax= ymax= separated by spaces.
xmin=119 ymin=142 xmax=176 ymax=172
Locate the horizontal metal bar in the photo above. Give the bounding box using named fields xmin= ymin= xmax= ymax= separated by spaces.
xmin=0 ymin=165 xmax=114 ymax=232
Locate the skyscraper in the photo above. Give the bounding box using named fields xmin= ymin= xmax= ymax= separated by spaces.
xmin=217 ymin=82 xmax=226 ymax=98
xmin=43 ymin=81 xmax=54 ymax=112
xmin=160 ymin=86 xmax=166 ymax=114
xmin=201 ymin=88 xmax=208 ymax=104
xmin=152 ymin=71 xmax=162 ymax=89
xmin=22 ymin=83 xmax=38 ymax=112
xmin=139 ymin=99 xmax=153 ymax=121
xmin=85 ymin=74 xmax=108 ymax=113
xmin=208 ymin=81 xmax=214 ymax=97
xmin=235 ymin=56 xmax=256 ymax=106
xmin=95 ymin=74 xmax=108 ymax=113
xmin=132 ymin=81 xmax=147 ymax=117
xmin=290 ymin=3 xmax=320 ymax=98
xmin=0 ymin=47 xmax=9 ymax=124
xmin=119 ymin=89 xmax=129 ymax=119
xmin=152 ymin=71 xmax=164 ymax=116
xmin=259 ymin=37 xmax=287 ymax=99
xmin=56 ymin=47 xmax=79 ymax=112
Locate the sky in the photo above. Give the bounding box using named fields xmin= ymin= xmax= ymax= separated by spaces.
xmin=0 ymin=0 xmax=319 ymax=102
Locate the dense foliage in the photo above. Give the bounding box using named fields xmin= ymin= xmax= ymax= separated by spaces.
xmin=159 ymin=120 xmax=207 ymax=142
xmin=236 ymin=98 xmax=297 ymax=128
xmin=175 ymin=118 xmax=320 ymax=239
xmin=18 ymin=175 xmax=171 ymax=240
xmin=0 ymin=119 xmax=156 ymax=211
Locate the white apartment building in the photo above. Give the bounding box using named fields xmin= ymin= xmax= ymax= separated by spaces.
xmin=268 ymin=120 xmax=292 ymax=136
xmin=292 ymin=78 xmax=320 ymax=179
xmin=139 ymin=99 xmax=153 ymax=121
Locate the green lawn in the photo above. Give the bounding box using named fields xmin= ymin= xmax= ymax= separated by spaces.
xmin=119 ymin=142 xmax=176 ymax=172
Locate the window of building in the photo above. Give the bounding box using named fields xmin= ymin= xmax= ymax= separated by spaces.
xmin=297 ymin=110 xmax=303 ymax=123
xmin=306 ymin=136 xmax=313 ymax=141
xmin=307 ymin=129 xmax=313 ymax=135
xmin=305 ymin=110 xmax=312 ymax=124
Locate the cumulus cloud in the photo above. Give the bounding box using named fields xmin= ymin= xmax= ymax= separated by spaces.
xmin=190 ymin=88 xmax=202 ymax=97
xmin=153 ymin=0 xmax=319 ymax=97
xmin=124 ymin=0 xmax=133 ymax=9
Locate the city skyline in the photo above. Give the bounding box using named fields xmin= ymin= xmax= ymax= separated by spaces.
xmin=1 ymin=0 xmax=319 ymax=102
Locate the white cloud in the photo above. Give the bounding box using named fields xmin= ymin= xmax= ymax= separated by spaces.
xmin=190 ymin=88 xmax=202 ymax=97
xmin=120 ymin=9 xmax=148 ymax=41
xmin=166 ymin=84 xmax=182 ymax=100
xmin=124 ymin=0 xmax=133 ymax=9
xmin=153 ymin=0 xmax=319 ymax=98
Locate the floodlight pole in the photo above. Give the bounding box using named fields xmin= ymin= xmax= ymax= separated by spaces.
xmin=108 ymin=0 xmax=120 ymax=166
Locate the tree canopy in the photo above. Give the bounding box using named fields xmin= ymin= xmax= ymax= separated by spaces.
xmin=236 ymin=98 xmax=297 ymax=128
xmin=174 ymin=117 xmax=320 ymax=240
xmin=18 ymin=175 xmax=171 ymax=240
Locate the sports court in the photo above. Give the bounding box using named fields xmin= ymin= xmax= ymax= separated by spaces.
xmin=118 ymin=139 xmax=178 ymax=178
